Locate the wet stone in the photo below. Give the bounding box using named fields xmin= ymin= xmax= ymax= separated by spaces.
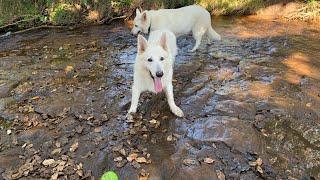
xmin=215 ymin=100 xmax=256 ymax=120
xmin=187 ymin=116 xmax=264 ymax=154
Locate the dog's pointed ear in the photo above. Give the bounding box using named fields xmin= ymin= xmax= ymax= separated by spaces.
xmin=160 ymin=33 xmax=168 ymax=51
xmin=137 ymin=35 xmax=147 ymax=54
xmin=136 ymin=8 xmax=141 ymax=15
xmin=142 ymin=12 xmax=147 ymax=21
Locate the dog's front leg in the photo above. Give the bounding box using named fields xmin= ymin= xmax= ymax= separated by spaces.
xmin=165 ymin=84 xmax=184 ymax=117
xmin=127 ymin=85 xmax=140 ymax=120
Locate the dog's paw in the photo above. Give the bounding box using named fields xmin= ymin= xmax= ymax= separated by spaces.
xmin=171 ymin=106 xmax=184 ymax=117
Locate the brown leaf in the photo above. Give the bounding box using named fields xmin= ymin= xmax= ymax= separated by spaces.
xmin=183 ymin=158 xmax=197 ymax=166
xmin=51 ymin=172 xmax=59 ymax=180
xmin=56 ymin=161 xmax=66 ymax=171
xmin=127 ymin=153 xmax=138 ymax=162
xmin=216 ymin=170 xmax=226 ymax=180
xmin=140 ymin=169 xmax=149 ymax=177
xmin=139 ymin=175 xmax=149 ymax=180
xmin=42 ymin=159 xmax=55 ymax=166
xmin=70 ymin=142 xmax=79 ymax=152
xmin=256 ymin=158 xmax=263 ymax=166
xmin=203 ymin=157 xmax=214 ymax=164
xmin=114 ymin=156 xmax=123 ymax=162
xmin=94 ymin=126 xmax=103 ymax=133
xmin=136 ymin=157 xmax=147 ymax=163
xmin=64 ymin=65 xmax=74 ymax=74
xmin=31 ymin=96 xmax=40 ymax=100
xmin=149 ymin=119 xmax=157 ymax=124
xmin=51 ymin=148 xmax=62 ymax=155
xmin=120 ymin=149 xmax=126 ymax=156
xmin=257 ymin=166 xmax=263 ymax=174
xmin=249 ymin=161 xmax=257 ymax=166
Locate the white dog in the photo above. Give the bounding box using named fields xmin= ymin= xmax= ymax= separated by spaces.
xmin=131 ymin=5 xmax=221 ymax=52
xmin=127 ymin=30 xmax=184 ymax=118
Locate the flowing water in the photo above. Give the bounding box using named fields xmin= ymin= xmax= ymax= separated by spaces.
xmin=0 ymin=17 xmax=319 ymax=179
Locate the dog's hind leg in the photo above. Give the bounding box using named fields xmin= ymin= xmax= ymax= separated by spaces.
xmin=165 ymin=84 xmax=184 ymax=117
xmin=189 ymin=25 xmax=206 ymax=52
xmin=127 ymin=85 xmax=140 ymax=119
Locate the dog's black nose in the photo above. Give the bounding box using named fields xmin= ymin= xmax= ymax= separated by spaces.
xmin=156 ymin=71 xmax=163 ymax=78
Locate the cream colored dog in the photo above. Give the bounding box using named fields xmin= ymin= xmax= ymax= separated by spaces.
xmin=131 ymin=5 xmax=221 ymax=52
xmin=127 ymin=30 xmax=184 ymax=119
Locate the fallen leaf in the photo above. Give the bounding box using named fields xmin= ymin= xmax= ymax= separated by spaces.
xmin=42 ymin=159 xmax=55 ymax=166
xmin=261 ymin=129 xmax=268 ymax=137
xmin=183 ymin=158 xmax=197 ymax=166
xmin=142 ymin=134 xmax=148 ymax=138
xmin=257 ymin=166 xmax=263 ymax=174
xmin=56 ymin=161 xmax=66 ymax=171
xmin=149 ymin=119 xmax=157 ymax=124
xmin=114 ymin=156 xmax=123 ymax=162
xmin=51 ymin=148 xmax=62 ymax=155
xmin=140 ymin=169 xmax=149 ymax=177
xmin=212 ymin=143 xmax=217 ymax=149
xmin=51 ymin=172 xmax=59 ymax=180
xmin=249 ymin=161 xmax=257 ymax=166
xmin=31 ymin=96 xmax=40 ymax=100
xmin=120 ymin=149 xmax=126 ymax=156
xmin=203 ymin=157 xmax=214 ymax=164
xmin=127 ymin=153 xmax=138 ymax=162
xmin=256 ymin=158 xmax=263 ymax=166
xmin=70 ymin=142 xmax=79 ymax=152
xmin=136 ymin=157 xmax=147 ymax=163
xmin=167 ymin=135 xmax=173 ymax=142
xmin=77 ymin=169 xmax=83 ymax=177
xmin=94 ymin=126 xmax=103 ymax=133
xmin=216 ymin=170 xmax=226 ymax=180
xmin=6 ymin=129 xmax=12 ymax=135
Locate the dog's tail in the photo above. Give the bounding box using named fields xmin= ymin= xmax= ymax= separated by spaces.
xmin=207 ymin=26 xmax=221 ymax=41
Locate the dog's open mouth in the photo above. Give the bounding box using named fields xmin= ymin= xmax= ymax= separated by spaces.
xmin=149 ymin=71 xmax=163 ymax=93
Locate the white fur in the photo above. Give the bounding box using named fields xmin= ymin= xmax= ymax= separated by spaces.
xmin=131 ymin=5 xmax=221 ymax=52
xmin=127 ymin=30 xmax=184 ymax=119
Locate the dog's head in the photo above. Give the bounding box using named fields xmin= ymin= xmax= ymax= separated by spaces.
xmin=137 ymin=33 xmax=170 ymax=93
xmin=131 ymin=9 xmax=150 ymax=35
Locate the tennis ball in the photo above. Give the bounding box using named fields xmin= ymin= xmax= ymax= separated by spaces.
xmin=101 ymin=171 xmax=118 ymax=180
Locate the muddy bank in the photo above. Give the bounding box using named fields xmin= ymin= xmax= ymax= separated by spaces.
xmin=0 ymin=17 xmax=320 ymax=179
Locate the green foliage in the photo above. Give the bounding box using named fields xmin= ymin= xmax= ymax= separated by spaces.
xmin=0 ymin=0 xmax=319 ymax=27
xmin=49 ymin=3 xmax=80 ymax=25
xmin=196 ymin=0 xmax=264 ymax=15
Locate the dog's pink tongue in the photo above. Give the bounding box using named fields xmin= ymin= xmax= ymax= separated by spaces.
xmin=154 ymin=77 xmax=163 ymax=93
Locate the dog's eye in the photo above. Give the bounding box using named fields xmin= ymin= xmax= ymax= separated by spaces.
xmin=147 ymin=58 xmax=153 ymax=62
xmin=160 ymin=57 xmax=164 ymax=61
